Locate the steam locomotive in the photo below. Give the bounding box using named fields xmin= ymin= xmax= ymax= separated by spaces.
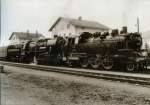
xmin=0 ymin=27 xmax=148 ymax=71
xmin=62 ymin=27 xmax=146 ymax=71
xmin=0 ymin=41 xmax=36 ymax=63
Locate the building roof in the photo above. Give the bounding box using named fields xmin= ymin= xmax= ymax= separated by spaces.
xmin=9 ymin=32 xmax=44 ymax=40
xmin=49 ymin=17 xmax=110 ymax=31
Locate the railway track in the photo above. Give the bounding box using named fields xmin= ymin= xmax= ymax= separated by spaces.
xmin=0 ymin=61 xmax=150 ymax=86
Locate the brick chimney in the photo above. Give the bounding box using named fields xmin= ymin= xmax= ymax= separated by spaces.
xmin=36 ymin=30 xmax=38 ymax=37
xmin=27 ymin=30 xmax=29 ymax=37
xmin=27 ymin=30 xmax=30 ymax=38
xmin=27 ymin=30 xmax=29 ymax=34
xmin=78 ymin=16 xmax=82 ymax=21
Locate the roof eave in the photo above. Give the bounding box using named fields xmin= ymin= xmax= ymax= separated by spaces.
xmin=49 ymin=17 xmax=62 ymax=31
xmin=9 ymin=32 xmax=15 ymax=40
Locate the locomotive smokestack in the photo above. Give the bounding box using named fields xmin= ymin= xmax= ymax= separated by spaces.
xmin=111 ymin=29 xmax=118 ymax=37
xmin=122 ymin=26 xmax=127 ymax=34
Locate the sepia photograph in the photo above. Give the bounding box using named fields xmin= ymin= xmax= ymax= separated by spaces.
xmin=1 ymin=0 xmax=150 ymax=105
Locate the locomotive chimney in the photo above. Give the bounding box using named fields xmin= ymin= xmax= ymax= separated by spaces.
xmin=111 ymin=29 xmax=118 ymax=37
xmin=120 ymin=26 xmax=127 ymax=34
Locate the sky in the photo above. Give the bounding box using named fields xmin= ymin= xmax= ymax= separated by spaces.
xmin=1 ymin=0 xmax=150 ymax=45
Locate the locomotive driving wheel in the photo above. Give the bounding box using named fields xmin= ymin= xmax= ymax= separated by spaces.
xmin=126 ymin=62 xmax=135 ymax=72
xmin=89 ymin=57 xmax=101 ymax=69
xmin=66 ymin=59 xmax=74 ymax=67
xmin=140 ymin=63 xmax=147 ymax=70
xmin=102 ymin=57 xmax=113 ymax=70
xmin=80 ymin=58 xmax=88 ymax=68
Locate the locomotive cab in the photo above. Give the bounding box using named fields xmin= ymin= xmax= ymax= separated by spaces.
xmin=64 ymin=35 xmax=88 ymax=66
xmin=67 ymin=36 xmax=79 ymax=51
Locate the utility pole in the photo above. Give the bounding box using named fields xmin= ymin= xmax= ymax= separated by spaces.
xmin=137 ymin=17 xmax=140 ymax=33
xmin=0 ymin=0 xmax=1 ymax=46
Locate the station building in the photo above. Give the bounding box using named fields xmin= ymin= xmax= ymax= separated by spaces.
xmin=49 ymin=17 xmax=110 ymax=37
xmin=9 ymin=31 xmax=44 ymax=45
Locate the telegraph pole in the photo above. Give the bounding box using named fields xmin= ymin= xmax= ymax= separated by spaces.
xmin=137 ymin=17 xmax=140 ymax=33
xmin=0 ymin=0 xmax=1 ymax=45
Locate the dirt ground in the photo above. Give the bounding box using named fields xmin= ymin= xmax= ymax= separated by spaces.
xmin=1 ymin=65 xmax=150 ymax=105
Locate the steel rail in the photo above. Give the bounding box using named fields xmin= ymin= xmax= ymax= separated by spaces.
xmin=0 ymin=61 xmax=150 ymax=86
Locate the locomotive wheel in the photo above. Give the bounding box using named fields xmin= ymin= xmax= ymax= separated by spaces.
xmin=80 ymin=58 xmax=88 ymax=68
xmin=126 ymin=62 xmax=135 ymax=72
xmin=142 ymin=63 xmax=147 ymax=70
xmin=102 ymin=57 xmax=113 ymax=70
xmin=66 ymin=60 xmax=73 ymax=67
xmin=89 ymin=57 xmax=101 ymax=69
xmin=37 ymin=59 xmax=42 ymax=65
xmin=139 ymin=63 xmax=147 ymax=71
